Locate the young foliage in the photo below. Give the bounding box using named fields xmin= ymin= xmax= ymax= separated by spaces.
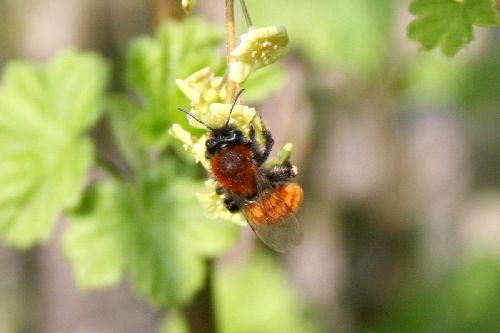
xmin=126 ymin=18 xmax=225 ymax=148
xmin=63 ymin=181 xmax=129 ymax=289
xmin=126 ymin=17 xmax=285 ymax=149
xmin=64 ymin=161 xmax=239 ymax=306
xmin=0 ymin=50 xmax=108 ymax=248
xmin=407 ymin=0 xmax=499 ymax=57
xmin=107 ymin=95 xmax=148 ymax=175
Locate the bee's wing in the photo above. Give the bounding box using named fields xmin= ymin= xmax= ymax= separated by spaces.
xmin=243 ymin=206 xmax=303 ymax=252
xmin=241 ymin=169 xmax=303 ymax=252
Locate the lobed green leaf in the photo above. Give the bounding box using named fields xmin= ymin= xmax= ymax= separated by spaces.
xmin=126 ymin=18 xmax=225 ymax=148
xmin=63 ymin=181 xmax=130 ymax=289
xmin=408 ymin=0 xmax=499 ymax=57
xmin=64 ymin=161 xmax=239 ymax=306
xmin=0 ymin=50 xmax=108 ymax=248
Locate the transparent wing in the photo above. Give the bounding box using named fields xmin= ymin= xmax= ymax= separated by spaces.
xmin=240 ymin=169 xmax=303 ymax=252
xmin=243 ymin=206 xmax=303 ymax=252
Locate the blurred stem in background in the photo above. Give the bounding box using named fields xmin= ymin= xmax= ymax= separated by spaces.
xmin=150 ymin=0 xmax=183 ymax=26
xmin=185 ymin=260 xmax=216 ymax=333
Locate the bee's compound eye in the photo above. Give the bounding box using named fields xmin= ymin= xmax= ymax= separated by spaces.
xmin=227 ymin=130 xmax=241 ymax=143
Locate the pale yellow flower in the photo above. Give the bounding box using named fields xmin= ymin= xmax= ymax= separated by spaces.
xmin=175 ymin=67 xmax=226 ymax=129
xmin=229 ymin=26 xmax=289 ymax=83
xmin=168 ymin=124 xmax=210 ymax=169
xmin=196 ymin=180 xmax=247 ymax=226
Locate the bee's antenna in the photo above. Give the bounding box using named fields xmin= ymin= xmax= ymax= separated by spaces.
xmin=178 ymin=107 xmax=215 ymax=131
xmin=225 ymin=88 xmax=245 ymax=127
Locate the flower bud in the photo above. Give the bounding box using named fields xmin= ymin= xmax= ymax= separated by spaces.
xmin=229 ymin=26 xmax=289 ymax=83
xmin=181 ymin=0 xmax=197 ymax=14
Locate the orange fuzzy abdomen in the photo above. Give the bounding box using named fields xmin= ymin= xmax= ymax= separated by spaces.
xmin=244 ymin=183 xmax=304 ymax=225
xmin=210 ymin=145 xmax=256 ymax=197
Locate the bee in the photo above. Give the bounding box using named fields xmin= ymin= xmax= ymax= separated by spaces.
xmin=178 ymin=90 xmax=303 ymax=252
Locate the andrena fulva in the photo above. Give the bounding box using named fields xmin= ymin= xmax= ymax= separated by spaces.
xmin=179 ymin=90 xmax=303 ymax=252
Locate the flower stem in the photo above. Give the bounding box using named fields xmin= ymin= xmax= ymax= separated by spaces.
xmin=96 ymin=153 xmax=127 ymax=180
xmin=225 ymin=0 xmax=237 ymax=103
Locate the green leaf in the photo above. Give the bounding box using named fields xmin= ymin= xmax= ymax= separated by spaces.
xmin=129 ymin=165 xmax=239 ymax=306
xmin=408 ymin=0 xmax=499 ymax=57
xmin=63 ymin=181 xmax=130 ymax=289
xmin=0 ymin=50 xmax=109 ymax=248
xmin=107 ymin=95 xmax=146 ymax=175
xmin=126 ymin=18 xmax=225 ymax=148
xmin=64 ymin=161 xmax=239 ymax=306
xmin=215 ymin=251 xmax=319 ymax=333
xmin=167 ymin=179 xmax=240 ymax=257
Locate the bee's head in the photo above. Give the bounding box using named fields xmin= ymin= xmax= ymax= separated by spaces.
xmin=205 ymin=126 xmax=244 ymax=158
xmin=178 ymin=89 xmax=247 ymax=159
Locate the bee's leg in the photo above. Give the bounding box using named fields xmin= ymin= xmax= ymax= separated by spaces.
xmin=250 ymin=123 xmax=275 ymax=166
xmin=266 ymin=160 xmax=298 ymax=182
xmin=224 ymin=197 xmax=240 ymax=212
xmin=215 ymin=185 xmax=225 ymax=195
xmin=215 ymin=185 xmax=240 ymax=212
xmin=261 ymin=127 xmax=274 ymax=164
xmin=249 ymin=122 xmax=256 ymax=142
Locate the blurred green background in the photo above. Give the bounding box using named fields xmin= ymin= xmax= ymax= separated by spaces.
xmin=0 ymin=0 xmax=499 ymax=332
